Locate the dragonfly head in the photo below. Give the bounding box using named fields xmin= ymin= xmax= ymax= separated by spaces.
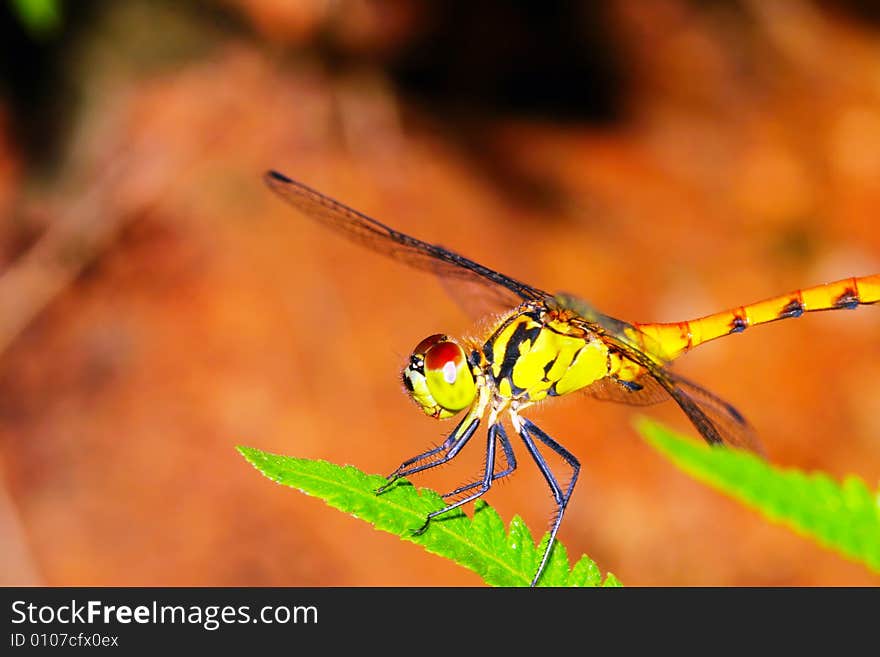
xmin=402 ymin=334 xmax=476 ymax=419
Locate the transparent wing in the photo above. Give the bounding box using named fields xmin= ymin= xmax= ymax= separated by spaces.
xmin=264 ymin=171 xmax=553 ymax=311
xmin=585 ymin=374 xmax=670 ymax=406
xmin=585 ymin=367 xmax=763 ymax=454
xmin=663 ymin=370 xmax=764 ymax=455
xmin=434 ymin=272 xmax=529 ymax=319
xmin=586 ymin=358 xmax=764 ymax=457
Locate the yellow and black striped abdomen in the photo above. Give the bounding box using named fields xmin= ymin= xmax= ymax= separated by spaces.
xmin=485 ymin=312 xmax=610 ymax=402
xmin=632 ymin=274 xmax=880 ymax=360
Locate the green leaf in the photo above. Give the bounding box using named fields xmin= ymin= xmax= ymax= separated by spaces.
xmin=11 ymin=0 xmax=62 ymax=39
xmin=238 ymin=446 xmax=620 ymax=587
xmin=638 ymin=417 xmax=880 ymax=573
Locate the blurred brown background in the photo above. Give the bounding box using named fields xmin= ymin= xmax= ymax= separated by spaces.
xmin=0 ymin=0 xmax=878 ymax=586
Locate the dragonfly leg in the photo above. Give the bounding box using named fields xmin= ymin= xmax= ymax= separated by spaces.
xmin=412 ymin=422 xmax=501 ymax=535
xmin=515 ymin=416 xmax=580 ymax=587
xmin=442 ymin=422 xmax=517 ymax=498
xmin=375 ymin=416 xmax=480 ymax=494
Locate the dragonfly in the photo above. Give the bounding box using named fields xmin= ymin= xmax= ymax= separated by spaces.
xmin=264 ymin=169 xmax=879 ymax=586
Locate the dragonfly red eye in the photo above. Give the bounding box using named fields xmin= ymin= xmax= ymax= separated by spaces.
xmin=413 ymin=334 xmax=448 ymax=356
xmin=402 ymin=335 xmax=476 ymax=420
xmin=424 ymin=340 xmax=464 ymax=374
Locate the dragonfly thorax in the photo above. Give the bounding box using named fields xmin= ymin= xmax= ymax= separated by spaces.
xmin=402 ymin=334 xmax=477 ymax=419
xmin=484 ymin=309 xmax=612 ymax=404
